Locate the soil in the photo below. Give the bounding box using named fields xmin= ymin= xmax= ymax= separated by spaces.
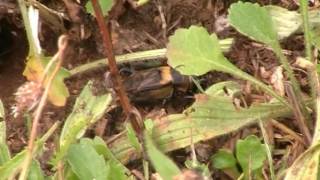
xmin=0 ymin=0 xmax=312 ymax=178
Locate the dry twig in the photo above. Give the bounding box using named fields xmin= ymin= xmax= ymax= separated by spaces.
xmin=90 ymin=0 xmax=143 ymax=135
xmin=19 ymin=35 xmax=69 ymax=180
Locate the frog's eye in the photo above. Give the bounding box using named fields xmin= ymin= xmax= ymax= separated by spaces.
xmin=119 ymin=67 xmax=133 ymax=77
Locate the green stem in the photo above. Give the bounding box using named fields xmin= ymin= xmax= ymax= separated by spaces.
xmin=17 ymin=0 xmax=37 ymax=56
xmin=259 ymin=120 xmax=275 ymax=180
xmin=70 ymin=48 xmax=167 ymax=76
xmin=228 ymin=66 xmax=290 ymax=107
xmin=300 ymin=0 xmax=320 ymax=144
xmin=272 ymin=42 xmax=311 ymax=121
xmin=69 ymin=38 xmax=233 ymax=77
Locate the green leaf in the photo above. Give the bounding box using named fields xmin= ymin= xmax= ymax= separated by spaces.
xmin=66 ymin=139 xmax=108 ymax=180
xmin=23 ymin=55 xmax=70 ymax=106
xmin=126 ymin=124 xmax=141 ymax=153
xmin=0 ymin=121 xmax=10 ymax=166
xmin=52 ymin=81 xmax=112 ymax=165
xmin=28 ymin=160 xmax=44 ymax=180
xmin=85 ymin=0 xmax=113 ymax=17
xmin=211 ymin=149 xmax=237 ymax=169
xmin=236 ymin=135 xmax=267 ymax=172
xmin=144 ymin=119 xmax=154 ymax=131
xmin=62 ymin=165 xmax=79 ymax=180
xmin=90 ymin=137 xmax=133 ymax=180
xmin=0 ymin=150 xmax=26 ymax=179
xmin=167 ymin=26 xmax=238 ymax=76
xmin=0 ymin=122 xmax=59 ymax=179
xmin=167 ymin=25 xmax=288 ymax=106
xmin=107 ymin=82 xmax=293 ymax=164
xmin=284 ymin=144 xmax=320 ymax=180
xmin=105 ymin=160 xmax=127 ymax=180
xmin=145 ymin=131 xmax=181 ymax=180
xmin=266 ymin=5 xmax=301 ymax=40
xmin=228 ymin=2 xmax=277 ymax=46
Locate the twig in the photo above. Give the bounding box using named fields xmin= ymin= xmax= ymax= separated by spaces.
xmin=270 ymin=119 xmax=306 ymax=146
xmin=285 ymin=82 xmax=312 ymax=145
xmin=19 ymin=35 xmax=69 ymax=180
xmin=155 ymin=0 xmax=167 ymax=40
xmin=90 ymin=0 xmax=143 ymax=134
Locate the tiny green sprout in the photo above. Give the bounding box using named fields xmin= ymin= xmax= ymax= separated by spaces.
xmin=211 ymin=135 xmax=267 ymax=179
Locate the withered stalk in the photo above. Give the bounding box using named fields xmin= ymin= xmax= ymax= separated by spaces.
xmin=90 ymin=0 xmax=143 ymax=134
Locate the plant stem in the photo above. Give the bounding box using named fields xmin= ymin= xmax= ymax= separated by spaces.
xmin=272 ymin=42 xmax=312 ymax=122
xmin=90 ymin=0 xmax=143 ymax=135
xmin=259 ymin=120 xmax=275 ymax=180
xmin=229 ymin=66 xmax=290 ymax=107
xmin=300 ymin=0 xmax=320 ymax=144
xmin=69 ymin=38 xmax=233 ymax=77
xmin=69 ymin=48 xmax=167 ymax=76
xmin=19 ymin=36 xmax=68 ymax=180
xmin=17 ymin=0 xmax=37 ymax=57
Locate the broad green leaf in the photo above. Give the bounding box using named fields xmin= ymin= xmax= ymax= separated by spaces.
xmin=266 ymin=5 xmax=301 ymax=40
xmin=236 ymin=135 xmax=267 ymax=173
xmin=186 ymin=94 xmax=290 ymax=131
xmin=266 ymin=6 xmax=320 ymax=47
xmin=0 ymin=122 xmax=58 ymax=179
xmin=0 ymin=121 xmax=10 ymax=166
xmin=145 ymin=131 xmax=181 ymax=180
xmin=166 ymin=25 xmax=288 ymax=105
xmin=0 ymin=150 xmax=27 ymax=179
xmin=23 ymin=55 xmax=70 ymax=106
xmin=167 ymin=26 xmax=238 ymax=76
xmin=66 ymin=139 xmax=108 ymax=180
xmin=211 ymin=149 xmax=237 ymax=169
xmin=62 ymin=165 xmax=79 ymax=180
xmin=53 ymin=81 xmax=112 ymax=165
xmin=106 ymin=160 xmax=127 ymax=180
xmin=91 ymin=137 xmax=134 ymax=180
xmin=86 ymin=0 xmax=113 ymax=17
xmin=92 ymin=137 xmax=131 ymax=171
xmin=211 ymin=149 xmax=240 ymax=179
xmin=28 ymin=160 xmax=44 ymax=180
xmin=107 ymin=82 xmax=292 ymax=164
xmin=284 ymin=144 xmax=320 ymax=180
xmin=266 ymin=6 xmax=320 ymax=42
xmin=228 ymin=2 xmax=277 ymax=46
